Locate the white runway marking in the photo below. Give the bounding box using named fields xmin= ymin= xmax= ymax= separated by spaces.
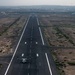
xmin=45 ymin=53 xmax=53 ymax=75
xmin=36 ymin=53 xmax=39 ymax=57
xmin=39 ymin=27 xmax=45 ymax=45
xmin=25 ymin=42 xmax=27 ymax=44
xmin=22 ymin=53 xmax=24 ymax=57
xmin=36 ymin=17 xmax=39 ymax=25
xmin=36 ymin=42 xmax=38 ymax=44
xmin=4 ymin=16 xmax=31 ymax=75
xmin=36 ymin=17 xmax=45 ymax=45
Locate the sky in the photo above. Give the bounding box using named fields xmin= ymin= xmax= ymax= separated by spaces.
xmin=0 ymin=0 xmax=75 ymax=6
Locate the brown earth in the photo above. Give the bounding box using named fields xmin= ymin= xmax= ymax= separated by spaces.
xmin=53 ymin=49 xmax=75 ymax=75
xmin=38 ymin=13 xmax=75 ymax=75
xmin=0 ymin=15 xmax=27 ymax=56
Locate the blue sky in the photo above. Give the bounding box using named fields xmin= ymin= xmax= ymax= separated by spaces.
xmin=0 ymin=0 xmax=75 ymax=6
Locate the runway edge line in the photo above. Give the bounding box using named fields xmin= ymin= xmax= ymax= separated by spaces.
xmin=45 ymin=53 xmax=53 ymax=75
xmin=37 ymin=16 xmax=53 ymax=75
xmin=4 ymin=15 xmax=30 ymax=75
xmin=36 ymin=17 xmax=45 ymax=45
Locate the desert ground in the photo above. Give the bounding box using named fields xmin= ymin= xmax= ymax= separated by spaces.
xmin=0 ymin=14 xmax=28 ymax=56
xmin=38 ymin=13 xmax=75 ymax=75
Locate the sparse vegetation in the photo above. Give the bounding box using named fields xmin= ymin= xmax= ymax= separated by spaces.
xmin=39 ymin=13 xmax=75 ymax=75
xmin=0 ymin=64 xmax=2 ymax=69
xmin=0 ymin=14 xmax=27 ymax=55
xmin=68 ymin=61 xmax=75 ymax=66
xmin=52 ymin=51 xmax=65 ymax=75
xmin=55 ymin=27 xmax=75 ymax=46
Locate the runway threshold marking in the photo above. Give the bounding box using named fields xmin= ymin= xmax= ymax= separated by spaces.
xmin=4 ymin=16 xmax=30 ymax=75
xmin=45 ymin=53 xmax=53 ymax=75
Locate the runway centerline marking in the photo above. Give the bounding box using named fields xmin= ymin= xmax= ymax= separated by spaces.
xmin=45 ymin=53 xmax=53 ymax=75
xmin=4 ymin=16 xmax=31 ymax=75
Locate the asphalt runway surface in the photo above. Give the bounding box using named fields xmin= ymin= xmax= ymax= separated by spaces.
xmin=4 ymin=15 xmax=59 ymax=75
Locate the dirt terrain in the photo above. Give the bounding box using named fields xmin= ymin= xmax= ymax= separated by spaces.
xmin=52 ymin=49 xmax=75 ymax=75
xmin=0 ymin=14 xmax=28 ymax=56
xmin=39 ymin=13 xmax=75 ymax=75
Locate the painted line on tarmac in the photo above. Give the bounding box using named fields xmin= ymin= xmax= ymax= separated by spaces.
xmin=36 ymin=17 xmax=45 ymax=45
xmin=45 ymin=53 xmax=53 ymax=75
xmin=39 ymin=27 xmax=45 ymax=45
xmin=36 ymin=17 xmax=40 ymax=26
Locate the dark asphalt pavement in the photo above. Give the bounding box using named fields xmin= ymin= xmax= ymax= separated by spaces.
xmin=4 ymin=15 xmax=59 ymax=75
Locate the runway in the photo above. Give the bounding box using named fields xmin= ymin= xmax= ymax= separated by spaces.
xmin=4 ymin=15 xmax=59 ymax=75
